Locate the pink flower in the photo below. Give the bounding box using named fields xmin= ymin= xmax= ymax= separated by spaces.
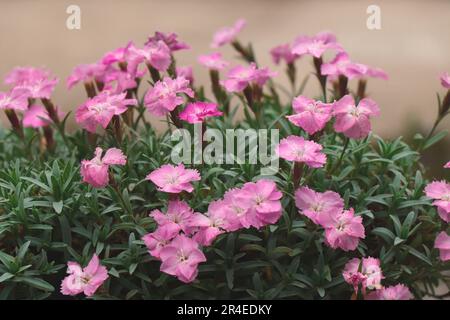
xmin=60 ymin=254 xmax=109 ymax=297
xmin=333 ymin=94 xmax=380 ymax=139
xmin=276 ymin=135 xmax=327 ymax=168
xmin=343 ymin=257 xmax=384 ymax=293
xmin=101 ymin=45 xmax=128 ymax=66
xmin=144 ymin=76 xmax=194 ymax=116
xmin=159 ymin=234 xmax=206 ymax=283
xmin=143 ymin=224 xmax=181 ymax=260
xmin=221 ymin=63 xmax=277 ymax=93
xmin=440 ymin=72 xmax=450 ymax=89
xmin=146 ymin=31 xmax=190 ymax=52
xmin=176 ymin=66 xmax=194 ymax=85
xmin=150 ymin=200 xmax=196 ymax=234
xmin=80 ymin=147 xmax=127 ymax=188
xmin=294 ymin=186 xmax=344 ymax=226
xmin=6 ymin=67 xmax=59 ymax=99
xmin=324 ymin=208 xmax=365 ymax=251
xmin=23 ymin=104 xmax=64 ymax=128
xmin=434 ymin=231 xmax=450 ymax=262
xmin=424 ymin=181 xmax=450 ymax=222
xmin=146 ymin=163 xmax=200 ymax=193
xmin=321 ymin=52 xmax=368 ymax=80
xmin=292 ymin=32 xmax=343 ymax=58
xmin=75 ymin=91 xmax=136 ymax=133
xmin=222 ymin=188 xmax=253 ymax=229
xmin=198 ymin=52 xmax=229 ymax=70
xmin=67 ymin=63 xmax=107 ymax=89
xmin=286 ymin=96 xmax=333 ymax=135
xmin=211 ymin=19 xmax=246 ymax=48
xmin=102 ymin=68 xmax=139 ymax=94
xmin=233 ymin=179 xmax=283 ymax=229
xmin=366 ymin=284 xmax=413 ymax=300
xmin=444 ymin=161 xmax=450 ymax=169
xmin=0 ymin=87 xmax=29 ymax=111
xmin=126 ymin=40 xmax=172 ymax=74
xmin=179 ymin=101 xmax=222 ymax=124
xmin=365 ymin=67 xmax=389 ymax=80
xmin=270 ymin=43 xmax=298 ymax=65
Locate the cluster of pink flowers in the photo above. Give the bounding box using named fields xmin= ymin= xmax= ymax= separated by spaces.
xmin=295 ymin=187 xmax=365 ymax=251
xmin=342 ymin=257 xmax=412 ymax=300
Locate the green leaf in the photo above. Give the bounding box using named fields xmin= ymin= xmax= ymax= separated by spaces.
xmin=17 ymin=277 xmax=55 ymax=292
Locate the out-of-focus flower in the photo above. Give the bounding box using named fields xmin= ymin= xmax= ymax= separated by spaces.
xmin=321 ymin=52 xmax=367 ymax=80
xmin=80 ymin=147 xmax=127 ymax=188
xmin=143 ymin=224 xmax=179 ymax=260
xmin=6 ymin=67 xmax=59 ymax=99
xmin=176 ymin=66 xmax=194 ymax=84
xmin=343 ymin=257 xmax=384 ymax=293
xmin=444 ymin=161 xmax=450 ymax=169
xmin=67 ymin=63 xmax=107 ymax=89
xmin=144 ymin=76 xmax=194 ymax=116
xmin=198 ymin=52 xmax=229 ymax=70
xmin=146 ymin=31 xmax=190 ymax=52
xmin=292 ymin=32 xmax=343 ymax=58
xmin=286 ymin=96 xmax=333 ymax=135
xmin=60 ymin=254 xmax=108 ymax=297
xmin=294 ymin=186 xmax=344 ymax=226
xmin=324 ymin=208 xmax=365 ymax=251
xmin=146 ymin=163 xmax=200 ymax=193
xmin=75 ymin=91 xmax=136 ymax=133
xmin=23 ymin=104 xmax=64 ymax=128
xmin=150 ymin=200 xmax=196 ymax=235
xmin=179 ymin=101 xmax=222 ymax=124
xmin=366 ymin=284 xmax=413 ymax=300
xmin=424 ymin=181 xmax=450 ymax=222
xmin=0 ymin=87 xmax=29 ymax=111
xmin=220 ymin=63 xmax=276 ymax=93
xmin=211 ymin=19 xmax=246 ymax=48
xmin=159 ymin=234 xmax=206 ymax=283
xmin=434 ymin=231 xmax=450 ymax=262
xmin=333 ymin=94 xmax=380 ymax=139
xmin=126 ymin=40 xmax=172 ymax=74
xmin=440 ymin=72 xmax=450 ymax=89
xmin=270 ymin=43 xmax=298 ymax=65
xmin=276 ymin=135 xmax=327 ymax=168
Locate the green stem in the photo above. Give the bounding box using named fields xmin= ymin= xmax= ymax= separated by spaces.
xmin=330 ymin=137 xmax=350 ymax=175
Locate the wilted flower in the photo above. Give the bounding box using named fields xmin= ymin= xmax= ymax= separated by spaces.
xmin=60 ymin=254 xmax=109 ymax=297
xmin=424 ymin=181 xmax=450 ymax=222
xmin=211 ymin=19 xmax=246 ymax=48
xmin=292 ymin=32 xmax=343 ymax=58
xmin=286 ymin=96 xmax=333 ymax=135
xmin=434 ymin=231 xmax=450 ymax=262
xmin=333 ymin=94 xmax=380 ymax=139
xmin=80 ymin=147 xmax=127 ymax=188
xmin=179 ymin=101 xmax=222 ymax=123
xmin=198 ymin=52 xmax=229 ymax=70
xmin=221 ymin=63 xmax=276 ymax=93
xmin=146 ymin=31 xmax=190 ymax=52
xmin=276 ymin=135 xmax=327 ymax=168
xmin=366 ymin=284 xmax=413 ymax=300
xmin=146 ymin=163 xmax=200 ymax=193
xmin=324 ymin=208 xmax=365 ymax=251
xmin=150 ymin=200 xmax=196 ymax=234
xmin=159 ymin=234 xmax=206 ymax=283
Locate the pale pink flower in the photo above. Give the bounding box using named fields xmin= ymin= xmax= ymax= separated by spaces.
xmin=143 ymin=224 xmax=181 ymax=260
xmin=102 ymin=68 xmax=138 ymax=94
xmin=125 ymin=40 xmax=172 ymax=74
xmin=0 ymin=87 xmax=29 ymax=111
xmin=276 ymin=135 xmax=327 ymax=168
xmin=343 ymin=257 xmax=384 ymax=293
xmin=75 ymin=91 xmax=136 ymax=133
xmin=176 ymin=66 xmax=194 ymax=85
xmin=211 ymin=19 xmax=246 ymax=48
xmin=222 ymin=188 xmax=253 ymax=229
xmin=80 ymin=147 xmax=127 ymax=188
xmin=144 ymin=76 xmax=195 ymax=116
xmin=146 ymin=31 xmax=190 ymax=52
xmin=286 ymin=96 xmax=333 ymax=135
xmin=233 ymin=179 xmax=283 ymax=229
xmin=198 ymin=52 xmax=229 ymax=70
xmin=440 ymin=72 xmax=450 ymax=89
xmin=270 ymin=43 xmax=298 ymax=65
xmin=60 ymin=254 xmax=109 ymax=297
xmin=179 ymin=101 xmax=222 ymax=124
xmin=324 ymin=208 xmax=365 ymax=251
xmin=221 ymin=63 xmax=276 ymax=93
xmin=321 ymin=52 xmax=368 ymax=80
xmin=23 ymin=104 xmax=64 ymax=128
xmin=150 ymin=200 xmax=196 ymax=234
xmin=366 ymin=284 xmax=413 ymax=300
xmin=6 ymin=67 xmax=59 ymax=99
xmin=67 ymin=63 xmax=107 ymax=89
xmin=333 ymin=94 xmax=380 ymax=139
xmin=444 ymin=161 xmax=450 ymax=169
xmin=434 ymin=231 xmax=450 ymax=262
xmin=424 ymin=181 xmax=450 ymax=222
xmin=292 ymin=32 xmax=343 ymax=58
xmin=294 ymin=186 xmax=344 ymax=226
xmin=365 ymin=67 xmax=389 ymax=80
xmin=159 ymin=234 xmax=207 ymax=283
xmin=146 ymin=163 xmax=200 ymax=193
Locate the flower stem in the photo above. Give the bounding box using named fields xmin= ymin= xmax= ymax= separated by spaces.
xmin=330 ymin=137 xmax=350 ymax=175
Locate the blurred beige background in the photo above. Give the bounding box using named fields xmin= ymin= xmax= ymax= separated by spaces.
xmin=0 ymin=0 xmax=449 ymax=137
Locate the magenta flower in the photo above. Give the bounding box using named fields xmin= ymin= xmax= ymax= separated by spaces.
xmin=80 ymin=147 xmax=127 ymax=188
xmin=270 ymin=43 xmax=298 ymax=65
xmin=321 ymin=52 xmax=368 ymax=80
xmin=221 ymin=63 xmax=276 ymax=93
xmin=323 ymin=208 xmax=365 ymax=251
xmin=286 ymin=95 xmax=333 ymax=135
xmin=144 ymin=76 xmax=195 ymax=116
xmin=23 ymin=104 xmax=64 ymax=128
xmin=424 ymin=181 xmax=450 ymax=222
xmin=75 ymin=91 xmax=136 ymax=133
xmin=159 ymin=234 xmax=206 ymax=283
xmin=440 ymin=72 xmax=450 ymax=89
xmin=176 ymin=66 xmax=194 ymax=85
xmin=143 ymin=224 xmax=179 ymax=260
xmin=444 ymin=161 xmax=450 ymax=169
xmin=146 ymin=31 xmax=190 ymax=52
xmin=333 ymin=94 xmax=380 ymax=139
xmin=60 ymin=254 xmax=109 ymax=297
xmin=211 ymin=19 xmax=246 ymax=48
xmin=294 ymin=186 xmax=344 ymax=227
xmin=276 ymin=135 xmax=327 ymax=168
xmin=343 ymin=257 xmax=384 ymax=293
xmin=179 ymin=101 xmax=222 ymax=124
xmin=366 ymin=284 xmax=413 ymax=300
xmin=434 ymin=231 xmax=450 ymax=262
xmin=198 ymin=52 xmax=229 ymax=70
xmin=292 ymin=32 xmax=343 ymax=58
xmin=67 ymin=63 xmax=107 ymax=89
xmin=0 ymin=87 xmax=29 ymax=111
xmin=150 ymin=200 xmax=196 ymax=234
xmin=146 ymin=163 xmax=200 ymax=193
